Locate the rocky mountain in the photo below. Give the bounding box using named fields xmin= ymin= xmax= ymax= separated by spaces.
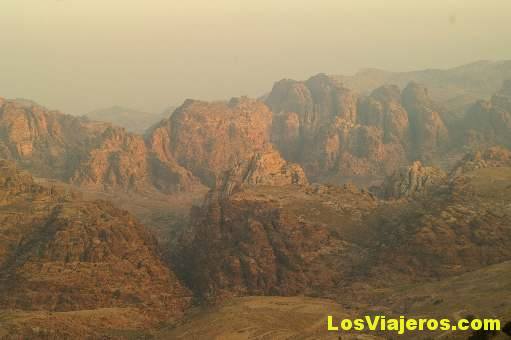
xmin=175 ymin=146 xmax=511 ymax=301
xmin=0 ymin=160 xmax=191 ymax=318
xmin=0 ymin=98 xmax=199 ymax=194
xmin=401 ymin=82 xmax=450 ymax=161
xmin=176 ymin=148 xmax=379 ymax=298
xmin=380 ymin=160 xmax=447 ymax=199
xmin=85 ymin=106 xmax=171 ymax=134
xmin=217 ymin=146 xmax=308 ymax=198
xmin=334 ymin=59 xmax=511 ymax=113
xmin=147 ymin=97 xmax=272 ymax=187
xmin=266 ymin=74 xmax=452 ymax=184
xmin=3 ymin=75 xmax=508 ymax=196
xmin=461 ymin=80 xmax=511 ymax=149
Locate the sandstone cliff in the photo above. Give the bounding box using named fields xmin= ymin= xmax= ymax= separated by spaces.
xmin=266 ymin=75 xmax=444 ymax=183
xmin=147 ymin=97 xmax=272 ymax=187
xmin=0 ymin=99 xmax=199 ymax=193
xmin=401 ymin=82 xmax=450 ymax=161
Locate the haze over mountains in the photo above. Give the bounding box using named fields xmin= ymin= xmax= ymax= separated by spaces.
xmin=85 ymin=106 xmax=172 ymax=134
xmin=335 ymin=60 xmax=511 ymax=113
xmin=0 ymin=61 xmax=510 ymax=338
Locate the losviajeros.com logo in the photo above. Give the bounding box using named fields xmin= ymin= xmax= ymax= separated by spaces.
xmin=327 ymin=315 xmax=501 ymax=335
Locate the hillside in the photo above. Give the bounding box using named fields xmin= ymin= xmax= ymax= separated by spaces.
xmin=0 ymin=160 xmax=191 ymax=337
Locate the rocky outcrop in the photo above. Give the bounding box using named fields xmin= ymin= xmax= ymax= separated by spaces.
xmin=175 ymin=147 xmax=511 ymax=300
xmin=177 ymin=181 xmax=378 ymax=299
xmin=381 ymin=161 xmax=447 ymax=199
xmin=147 ymin=97 xmax=272 ymax=187
xmin=461 ymin=80 xmax=511 ymax=149
xmin=217 ymin=147 xmax=308 ymax=198
xmin=267 ymin=74 xmax=358 ymax=149
xmin=0 ymin=99 xmax=199 ymax=193
xmin=266 ymin=77 xmax=432 ymax=182
xmin=450 ymin=146 xmax=511 ymax=176
xmin=364 ymin=160 xmax=511 ymax=287
xmin=357 ymin=85 xmax=410 ymax=146
xmin=0 ymin=160 xmax=191 ymax=316
xmin=401 ymin=82 xmax=450 ymax=161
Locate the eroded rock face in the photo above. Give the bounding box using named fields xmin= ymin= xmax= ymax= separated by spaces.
xmin=266 ymin=76 xmax=431 ymax=182
xmin=358 ymin=85 xmax=410 ymax=146
xmin=0 ymin=99 xmax=199 ymax=193
xmin=365 ymin=161 xmax=511 ymax=287
xmin=381 ymin=161 xmax=447 ymax=199
xmin=217 ymin=147 xmax=308 ymax=198
xmin=267 ymin=74 xmax=358 ymax=148
xmin=147 ymin=97 xmax=272 ymax=187
xmin=0 ymin=161 xmax=191 ymax=316
xmin=401 ymin=82 xmax=450 ymax=161
xmin=177 ymin=182 xmax=378 ymax=299
xmin=462 ymin=80 xmax=511 ymax=149
xmin=175 ymin=147 xmax=511 ymax=300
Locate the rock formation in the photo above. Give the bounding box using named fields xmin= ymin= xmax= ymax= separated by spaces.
xmin=174 ymin=149 xmax=378 ymax=298
xmin=333 ymin=60 xmax=511 ymax=113
xmin=461 ymin=80 xmax=511 ymax=149
xmin=0 ymin=160 xmax=191 ymax=316
xmin=175 ymin=147 xmax=511 ymax=300
xmin=266 ymin=76 xmax=443 ymax=183
xmin=217 ymin=146 xmax=308 ymax=198
xmin=381 ymin=161 xmax=447 ymax=199
xmin=357 ymin=85 xmax=410 ymax=146
xmin=450 ymin=145 xmax=511 ymax=176
xmin=177 ymin=183 xmax=377 ymax=299
xmin=0 ymin=99 xmax=199 ymax=193
xmin=401 ymin=82 xmax=450 ymax=161
xmin=147 ymin=97 xmax=272 ymax=187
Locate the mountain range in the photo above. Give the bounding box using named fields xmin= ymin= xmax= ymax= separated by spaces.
xmin=0 ymin=60 xmax=510 ymax=338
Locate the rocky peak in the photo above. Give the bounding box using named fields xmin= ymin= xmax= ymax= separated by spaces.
xmin=402 ymin=82 xmax=434 ymax=108
xmin=382 ymin=160 xmax=447 ymax=199
xmin=305 ymin=73 xmax=358 ymax=123
xmin=218 ymin=147 xmax=308 ymax=197
xmin=401 ymin=82 xmax=449 ymax=160
xmin=265 ymin=79 xmax=313 ymax=116
xmin=148 ymin=97 xmax=272 ymax=187
xmin=267 ymin=74 xmax=358 ymax=125
xmin=0 ymin=98 xmax=199 ymax=194
xmin=357 ymin=85 xmax=410 ymax=145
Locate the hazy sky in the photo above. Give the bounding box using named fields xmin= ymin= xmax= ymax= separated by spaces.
xmin=1 ymin=0 xmax=510 ymax=115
